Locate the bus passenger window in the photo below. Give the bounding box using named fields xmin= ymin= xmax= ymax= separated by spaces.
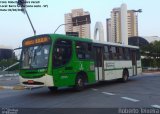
xmin=76 ymin=42 xmax=93 ymax=60
xmin=111 ymin=46 xmax=117 ymax=60
xmin=119 ymin=47 xmax=123 ymax=60
xmin=104 ymin=46 xmax=109 ymax=60
xmin=124 ymin=48 xmax=130 ymax=60
xmin=53 ymin=39 xmax=72 ymax=67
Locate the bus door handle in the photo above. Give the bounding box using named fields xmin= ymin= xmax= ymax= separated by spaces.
xmin=65 ymin=66 xmax=73 ymax=70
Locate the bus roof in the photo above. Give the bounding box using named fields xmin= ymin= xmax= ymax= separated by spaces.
xmin=51 ymin=34 xmax=139 ymax=49
xmin=23 ymin=34 xmax=139 ymax=49
xmin=93 ymin=40 xmax=139 ymax=49
xmin=50 ymin=34 xmax=92 ymax=42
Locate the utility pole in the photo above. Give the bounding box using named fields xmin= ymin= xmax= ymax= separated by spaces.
xmin=17 ymin=0 xmax=36 ymax=36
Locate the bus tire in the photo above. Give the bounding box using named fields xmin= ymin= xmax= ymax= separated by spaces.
xmin=48 ymin=87 xmax=58 ymax=92
xmin=74 ymin=74 xmax=85 ymax=91
xmin=122 ymin=69 xmax=129 ymax=82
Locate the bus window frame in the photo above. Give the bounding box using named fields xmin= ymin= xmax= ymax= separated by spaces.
xmin=75 ymin=41 xmax=93 ymax=61
xmin=52 ymin=38 xmax=73 ymax=68
xmin=103 ymin=44 xmax=140 ymax=61
xmin=20 ymin=36 xmax=52 ymax=70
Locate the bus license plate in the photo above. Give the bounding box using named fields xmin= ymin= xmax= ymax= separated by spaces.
xmin=28 ymin=80 xmax=34 ymax=84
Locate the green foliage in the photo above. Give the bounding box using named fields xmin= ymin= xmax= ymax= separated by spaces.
xmin=0 ymin=58 xmax=18 ymax=71
xmin=141 ymin=40 xmax=160 ymax=68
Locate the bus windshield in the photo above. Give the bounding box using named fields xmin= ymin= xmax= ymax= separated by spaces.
xmin=21 ymin=44 xmax=50 ymax=69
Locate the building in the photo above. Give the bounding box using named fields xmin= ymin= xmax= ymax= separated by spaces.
xmin=128 ymin=36 xmax=149 ymax=47
xmin=106 ymin=18 xmax=113 ymax=42
xmin=128 ymin=10 xmax=138 ymax=37
xmin=142 ymin=36 xmax=160 ymax=43
xmin=0 ymin=45 xmax=14 ymax=60
xmin=106 ymin=4 xmax=138 ymax=43
xmin=110 ymin=7 xmax=122 ymax=43
xmin=65 ymin=9 xmax=91 ymax=38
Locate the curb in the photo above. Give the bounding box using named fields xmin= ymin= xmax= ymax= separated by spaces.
xmin=142 ymin=72 xmax=160 ymax=75
xmin=0 ymin=85 xmax=25 ymax=90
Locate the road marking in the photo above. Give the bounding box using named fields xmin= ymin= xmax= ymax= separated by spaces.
xmin=151 ymin=105 xmax=160 ymax=109
xmin=92 ymin=88 xmax=98 ymax=91
xmin=121 ymin=97 xmax=139 ymax=102
xmin=102 ymin=92 xmax=115 ymax=96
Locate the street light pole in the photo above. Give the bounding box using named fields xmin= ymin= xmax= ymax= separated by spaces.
xmin=54 ymin=20 xmax=90 ymax=34
xmin=54 ymin=23 xmax=72 ymax=34
xmin=18 ymin=0 xmax=36 ymax=36
xmin=25 ymin=10 xmax=36 ymax=36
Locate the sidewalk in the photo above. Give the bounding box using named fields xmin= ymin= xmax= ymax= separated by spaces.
xmin=0 ymin=73 xmax=27 ymax=90
xmin=142 ymin=71 xmax=160 ymax=75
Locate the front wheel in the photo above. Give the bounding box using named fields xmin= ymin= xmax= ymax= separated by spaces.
xmin=74 ymin=75 xmax=85 ymax=91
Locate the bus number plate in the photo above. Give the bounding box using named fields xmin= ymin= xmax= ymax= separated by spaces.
xmin=28 ymin=80 xmax=34 ymax=84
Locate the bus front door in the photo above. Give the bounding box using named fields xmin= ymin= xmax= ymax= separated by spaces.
xmin=94 ymin=46 xmax=104 ymax=81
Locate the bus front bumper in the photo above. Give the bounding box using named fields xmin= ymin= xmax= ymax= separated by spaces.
xmin=19 ymin=74 xmax=54 ymax=88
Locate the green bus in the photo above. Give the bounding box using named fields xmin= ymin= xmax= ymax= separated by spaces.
xmin=19 ymin=34 xmax=142 ymax=91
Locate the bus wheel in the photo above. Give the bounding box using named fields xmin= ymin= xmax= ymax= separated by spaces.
xmin=74 ymin=75 xmax=85 ymax=91
xmin=122 ymin=70 xmax=129 ymax=82
xmin=48 ymin=87 xmax=58 ymax=92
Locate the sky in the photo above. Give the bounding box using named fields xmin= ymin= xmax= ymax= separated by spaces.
xmin=0 ymin=0 xmax=160 ymax=49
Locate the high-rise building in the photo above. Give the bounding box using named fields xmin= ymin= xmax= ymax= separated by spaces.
xmin=65 ymin=9 xmax=91 ymax=38
xmin=111 ymin=7 xmax=122 ymax=43
xmin=106 ymin=18 xmax=113 ymax=42
xmin=0 ymin=45 xmax=14 ymax=60
xmin=106 ymin=5 xmax=138 ymax=43
xmin=127 ymin=10 xmax=138 ymax=37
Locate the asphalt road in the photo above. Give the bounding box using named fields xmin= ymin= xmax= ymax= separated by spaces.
xmin=0 ymin=73 xmax=160 ymax=113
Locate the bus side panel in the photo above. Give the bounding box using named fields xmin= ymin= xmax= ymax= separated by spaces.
xmin=52 ymin=40 xmax=96 ymax=87
xmin=52 ymin=61 xmax=95 ymax=87
xmin=104 ymin=60 xmax=133 ymax=80
xmin=53 ymin=68 xmax=76 ymax=87
xmin=73 ymin=61 xmax=96 ymax=84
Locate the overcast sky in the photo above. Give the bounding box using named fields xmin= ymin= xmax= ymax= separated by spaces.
xmin=0 ymin=0 xmax=160 ymax=49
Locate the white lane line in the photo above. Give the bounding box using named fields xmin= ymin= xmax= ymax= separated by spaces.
xmin=121 ymin=97 xmax=139 ymax=102
xmin=151 ymin=105 xmax=160 ymax=109
xmin=92 ymin=88 xmax=98 ymax=91
xmin=102 ymin=92 xmax=115 ymax=96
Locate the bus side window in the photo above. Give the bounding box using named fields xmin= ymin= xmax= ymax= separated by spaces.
xmin=119 ymin=47 xmax=123 ymax=60
xmin=108 ymin=46 xmax=112 ymax=60
xmin=111 ymin=46 xmax=116 ymax=60
xmin=104 ymin=46 xmax=109 ymax=60
xmin=76 ymin=42 xmax=92 ymax=60
xmin=116 ymin=47 xmax=120 ymax=60
xmin=124 ymin=48 xmax=130 ymax=60
xmin=53 ymin=39 xmax=72 ymax=67
xmin=76 ymin=42 xmax=85 ymax=59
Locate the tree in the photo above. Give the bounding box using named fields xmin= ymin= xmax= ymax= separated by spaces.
xmin=141 ymin=40 xmax=160 ymax=69
xmin=0 ymin=57 xmax=18 ymax=71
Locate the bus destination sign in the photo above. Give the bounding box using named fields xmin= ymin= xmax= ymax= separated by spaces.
xmin=23 ymin=36 xmax=50 ymax=46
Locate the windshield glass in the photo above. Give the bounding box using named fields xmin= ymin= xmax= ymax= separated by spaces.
xmin=21 ymin=44 xmax=50 ymax=69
